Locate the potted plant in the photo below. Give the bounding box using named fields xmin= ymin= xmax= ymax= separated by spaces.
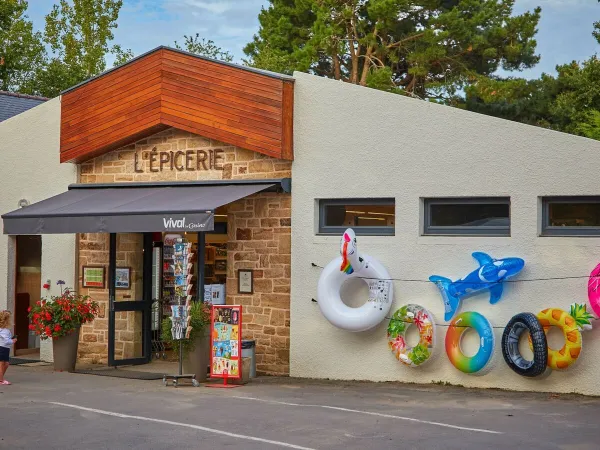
xmin=28 ymin=285 xmax=99 ymax=372
xmin=161 ymin=301 xmax=211 ymax=380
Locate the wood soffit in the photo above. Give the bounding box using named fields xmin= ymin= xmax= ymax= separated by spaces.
xmin=60 ymin=47 xmax=295 ymax=164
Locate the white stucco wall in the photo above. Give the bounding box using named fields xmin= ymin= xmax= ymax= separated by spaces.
xmin=291 ymin=72 xmax=600 ymax=396
xmin=0 ymin=98 xmax=77 ymax=361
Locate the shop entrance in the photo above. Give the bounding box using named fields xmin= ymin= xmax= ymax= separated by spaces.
xmin=14 ymin=235 xmax=42 ymax=357
xmin=108 ymin=233 xmax=153 ymax=366
xmin=107 ymin=215 xmax=227 ymax=367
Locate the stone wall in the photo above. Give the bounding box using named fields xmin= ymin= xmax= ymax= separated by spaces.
xmin=78 ymin=233 xmax=144 ymax=363
xmin=226 ymin=193 xmax=291 ymax=376
xmin=77 ymin=128 xmax=291 ymax=374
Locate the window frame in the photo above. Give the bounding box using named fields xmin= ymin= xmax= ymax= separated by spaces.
xmin=317 ymin=198 xmax=395 ymax=236
xmin=423 ymin=197 xmax=511 ymax=237
xmin=541 ymin=196 xmax=600 ymax=236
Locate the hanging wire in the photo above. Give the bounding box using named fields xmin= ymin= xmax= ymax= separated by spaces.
xmin=310 ymin=263 xmax=600 ymax=328
xmin=310 ymin=263 xmax=599 ymax=285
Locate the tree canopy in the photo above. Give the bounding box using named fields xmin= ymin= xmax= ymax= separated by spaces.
xmin=466 ymin=23 xmax=600 ymax=140
xmin=33 ymin=0 xmax=132 ymax=97
xmin=174 ymin=34 xmax=234 ymax=62
xmin=245 ymin=0 xmax=541 ymax=101
xmin=0 ymin=0 xmax=45 ymax=93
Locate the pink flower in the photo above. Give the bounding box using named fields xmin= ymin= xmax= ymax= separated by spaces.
xmin=391 ymin=336 xmax=406 ymax=352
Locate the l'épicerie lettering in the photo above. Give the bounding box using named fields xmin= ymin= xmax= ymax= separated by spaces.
xmin=134 ymin=147 xmax=225 ymax=173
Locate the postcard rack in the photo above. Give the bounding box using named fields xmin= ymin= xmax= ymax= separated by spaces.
xmin=162 ymin=238 xmax=200 ymax=388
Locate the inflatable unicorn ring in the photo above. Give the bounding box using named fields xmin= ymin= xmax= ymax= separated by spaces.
xmin=317 ymin=228 xmax=394 ymax=332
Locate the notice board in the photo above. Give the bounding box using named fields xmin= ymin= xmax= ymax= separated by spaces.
xmin=210 ymin=305 xmax=242 ymax=379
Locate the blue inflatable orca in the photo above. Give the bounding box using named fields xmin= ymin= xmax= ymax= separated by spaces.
xmin=429 ymin=252 xmax=525 ymax=321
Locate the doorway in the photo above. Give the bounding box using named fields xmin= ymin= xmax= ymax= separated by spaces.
xmin=14 ymin=235 xmax=42 ymax=357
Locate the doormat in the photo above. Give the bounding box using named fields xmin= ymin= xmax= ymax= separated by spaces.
xmin=10 ymin=357 xmax=41 ymax=365
xmin=73 ymin=368 xmax=165 ymax=380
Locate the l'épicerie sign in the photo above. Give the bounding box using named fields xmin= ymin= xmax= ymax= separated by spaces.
xmin=134 ymin=147 xmax=225 ymax=173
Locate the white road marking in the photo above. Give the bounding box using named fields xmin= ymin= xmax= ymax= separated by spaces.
xmin=48 ymin=402 xmax=316 ymax=450
xmin=231 ymin=396 xmax=502 ymax=435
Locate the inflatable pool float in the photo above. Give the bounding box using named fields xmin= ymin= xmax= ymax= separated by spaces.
xmin=387 ymin=304 xmax=435 ymax=367
xmin=317 ymin=228 xmax=393 ymax=332
xmin=445 ymin=311 xmax=494 ymax=374
xmin=501 ymin=313 xmax=548 ymax=377
xmin=530 ymin=304 xmax=592 ymax=370
xmin=588 ymin=263 xmax=600 ymax=317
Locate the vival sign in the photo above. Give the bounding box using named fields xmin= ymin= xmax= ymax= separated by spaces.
xmin=162 ymin=216 xmax=211 ymax=231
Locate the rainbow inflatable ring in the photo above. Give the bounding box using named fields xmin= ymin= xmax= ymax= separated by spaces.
xmin=445 ymin=312 xmax=495 ymax=374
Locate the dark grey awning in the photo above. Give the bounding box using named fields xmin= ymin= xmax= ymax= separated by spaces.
xmin=2 ymin=181 xmax=283 ymax=235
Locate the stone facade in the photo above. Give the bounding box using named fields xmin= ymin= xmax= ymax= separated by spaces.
xmin=77 ymin=128 xmax=291 ymax=375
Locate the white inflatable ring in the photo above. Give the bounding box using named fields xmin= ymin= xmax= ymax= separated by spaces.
xmin=317 ymin=229 xmax=393 ymax=332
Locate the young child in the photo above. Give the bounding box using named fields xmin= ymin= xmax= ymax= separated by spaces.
xmin=0 ymin=310 xmax=17 ymax=385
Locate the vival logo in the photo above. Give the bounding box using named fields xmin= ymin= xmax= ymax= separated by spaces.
xmin=162 ymin=217 xmax=207 ymax=230
xmin=163 ymin=217 xmax=186 ymax=228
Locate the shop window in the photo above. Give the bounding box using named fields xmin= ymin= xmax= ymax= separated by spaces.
xmin=318 ymin=199 xmax=395 ymax=235
xmin=423 ymin=198 xmax=510 ymax=236
xmin=542 ymin=197 xmax=600 ymax=236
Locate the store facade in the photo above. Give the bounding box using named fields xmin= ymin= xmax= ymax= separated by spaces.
xmin=291 ymin=72 xmax=600 ymax=396
xmin=2 ymin=47 xmax=293 ymax=376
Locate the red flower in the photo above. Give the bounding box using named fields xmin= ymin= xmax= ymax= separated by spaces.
xmin=45 ymin=312 xmax=52 ymax=321
xmin=54 ymin=324 xmax=61 ymax=332
xmin=29 ymin=325 xmax=35 ymax=330
xmin=413 ymin=311 xmax=426 ymax=330
xmin=27 ymin=306 xmax=31 ymax=312
xmin=45 ymin=326 xmax=52 ymax=336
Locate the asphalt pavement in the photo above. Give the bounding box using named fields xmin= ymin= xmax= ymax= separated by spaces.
xmin=1 ymin=365 xmax=599 ymax=450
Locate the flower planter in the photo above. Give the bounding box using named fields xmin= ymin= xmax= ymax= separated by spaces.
xmin=182 ymin=328 xmax=210 ymax=381
xmin=52 ymin=327 xmax=80 ymax=372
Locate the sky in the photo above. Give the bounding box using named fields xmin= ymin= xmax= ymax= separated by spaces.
xmin=25 ymin=0 xmax=599 ymax=80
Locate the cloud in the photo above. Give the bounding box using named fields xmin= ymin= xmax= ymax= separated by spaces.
xmin=170 ymin=0 xmax=236 ymax=15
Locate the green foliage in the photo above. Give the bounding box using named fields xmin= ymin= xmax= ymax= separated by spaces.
xmin=408 ymin=343 xmax=430 ymax=365
xmin=0 ymin=0 xmax=46 ymax=93
xmin=32 ymin=0 xmax=132 ymax=97
xmin=174 ymin=34 xmax=234 ymax=62
xmin=161 ymin=301 xmax=211 ymax=357
xmin=466 ymin=53 xmax=600 ymax=140
xmin=245 ymin=0 xmax=541 ymax=101
xmin=569 ymin=303 xmax=594 ymax=331
xmin=387 ymin=305 xmax=408 ymax=338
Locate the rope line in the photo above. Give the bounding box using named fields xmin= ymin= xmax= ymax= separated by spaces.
xmin=310 ymin=298 xmax=599 ymax=328
xmin=310 ymin=263 xmax=598 ymax=284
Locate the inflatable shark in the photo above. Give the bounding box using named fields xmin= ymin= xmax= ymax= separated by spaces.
xmin=429 ymin=252 xmax=525 ymax=321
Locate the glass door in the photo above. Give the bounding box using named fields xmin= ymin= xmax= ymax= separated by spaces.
xmin=108 ymin=233 xmax=152 ymax=366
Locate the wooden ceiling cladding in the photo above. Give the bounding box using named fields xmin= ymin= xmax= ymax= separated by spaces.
xmin=60 ymin=47 xmax=294 ymax=163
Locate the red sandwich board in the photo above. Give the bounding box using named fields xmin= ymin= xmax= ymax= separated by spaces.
xmin=207 ymin=305 xmax=242 ymax=388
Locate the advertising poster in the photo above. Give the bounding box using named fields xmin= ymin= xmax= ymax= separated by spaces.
xmin=210 ymin=305 xmax=242 ymax=379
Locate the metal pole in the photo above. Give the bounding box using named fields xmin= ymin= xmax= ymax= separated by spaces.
xmin=179 ymin=340 xmax=183 ymax=375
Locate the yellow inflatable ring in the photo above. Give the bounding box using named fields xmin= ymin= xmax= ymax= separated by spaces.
xmin=529 ymin=308 xmax=582 ymax=370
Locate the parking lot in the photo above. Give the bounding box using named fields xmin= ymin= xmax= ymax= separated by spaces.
xmin=2 ymin=365 xmax=599 ymax=450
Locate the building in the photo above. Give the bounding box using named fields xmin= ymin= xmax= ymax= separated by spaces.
xmin=1 ymin=47 xmax=293 ymax=375
xmin=0 ymin=91 xmax=47 ymax=122
xmin=2 ymin=48 xmax=600 ymax=395
xmin=291 ymin=73 xmax=600 ymax=396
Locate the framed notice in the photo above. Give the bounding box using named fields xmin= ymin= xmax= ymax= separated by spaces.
xmin=115 ymin=267 xmax=131 ymax=289
xmin=238 ymin=269 xmax=253 ymax=294
xmin=82 ymin=266 xmax=105 ymax=289
xmin=210 ymin=305 xmax=242 ymax=380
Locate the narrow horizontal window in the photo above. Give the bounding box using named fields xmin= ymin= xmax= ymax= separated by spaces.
xmin=423 ymin=198 xmax=510 ymax=236
xmin=542 ymin=197 xmax=600 ymax=236
xmin=318 ymin=199 xmax=395 ymax=236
